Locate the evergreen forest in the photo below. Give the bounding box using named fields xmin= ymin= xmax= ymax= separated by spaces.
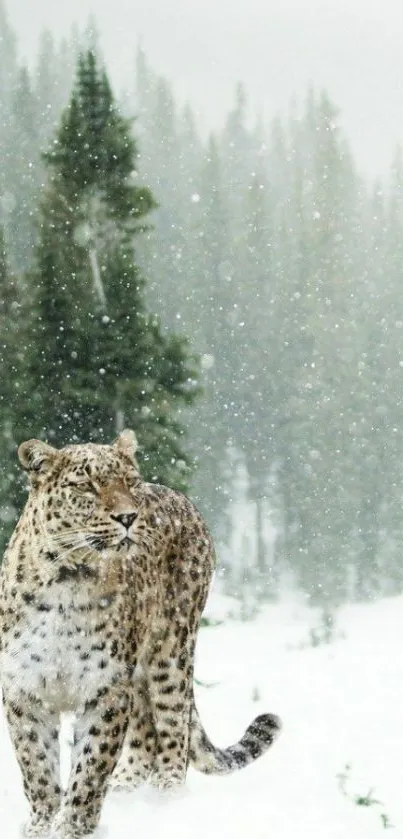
xmin=1 ymin=1 xmax=403 ymax=609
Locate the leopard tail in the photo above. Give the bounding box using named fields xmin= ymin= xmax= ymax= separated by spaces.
xmin=188 ymin=694 xmax=281 ymax=774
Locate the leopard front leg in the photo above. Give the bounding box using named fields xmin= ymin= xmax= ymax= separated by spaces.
xmin=110 ymin=677 xmax=156 ymax=790
xmin=3 ymin=691 xmax=61 ymax=837
xmin=146 ymin=636 xmax=194 ymax=791
xmin=52 ymin=686 xmax=130 ymax=839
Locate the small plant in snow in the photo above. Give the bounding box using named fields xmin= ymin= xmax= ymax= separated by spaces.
xmin=337 ymin=762 xmax=394 ymax=829
xmin=336 ymin=761 xmax=351 ymax=796
xmin=380 ymin=813 xmax=394 ymax=829
xmin=194 ymin=676 xmax=220 ymax=689
xmin=199 ymin=616 xmax=224 ymax=628
xmin=309 ymin=608 xmax=341 ymax=647
xmin=354 ymin=787 xmax=382 ymax=807
xmin=289 ymin=607 xmax=344 ymax=651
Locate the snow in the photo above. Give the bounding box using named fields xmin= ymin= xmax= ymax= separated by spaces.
xmin=0 ymin=592 xmax=401 ymax=838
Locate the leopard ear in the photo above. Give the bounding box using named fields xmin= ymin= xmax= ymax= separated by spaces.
xmin=113 ymin=429 xmax=138 ymax=461
xmin=18 ymin=439 xmax=57 ymax=474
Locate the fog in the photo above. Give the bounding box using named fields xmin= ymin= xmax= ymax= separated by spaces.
xmin=7 ymin=0 xmax=403 ymax=176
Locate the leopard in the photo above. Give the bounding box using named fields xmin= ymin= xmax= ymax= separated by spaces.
xmin=0 ymin=429 xmax=281 ymax=839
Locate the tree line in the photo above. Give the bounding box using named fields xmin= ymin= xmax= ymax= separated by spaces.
xmin=1 ymin=0 xmax=403 ymax=608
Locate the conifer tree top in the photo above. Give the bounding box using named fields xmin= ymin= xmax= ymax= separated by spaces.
xmin=44 ymin=50 xmax=155 ymax=224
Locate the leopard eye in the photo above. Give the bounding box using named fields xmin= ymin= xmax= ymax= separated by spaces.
xmin=63 ymin=481 xmax=97 ymax=494
xmin=78 ymin=484 xmax=97 ymax=495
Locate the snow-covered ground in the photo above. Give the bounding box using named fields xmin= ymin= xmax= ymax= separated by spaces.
xmin=0 ymin=591 xmax=401 ymax=838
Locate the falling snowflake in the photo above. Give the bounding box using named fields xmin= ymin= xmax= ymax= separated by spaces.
xmin=201 ymin=353 xmax=215 ymax=371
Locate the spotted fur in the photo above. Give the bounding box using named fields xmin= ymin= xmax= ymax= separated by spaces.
xmin=0 ymin=430 xmax=281 ymax=838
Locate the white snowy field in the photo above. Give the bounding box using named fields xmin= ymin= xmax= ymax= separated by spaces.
xmin=0 ymin=591 xmax=401 ymax=838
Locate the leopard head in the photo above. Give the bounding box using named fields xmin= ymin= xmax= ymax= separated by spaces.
xmin=18 ymin=430 xmax=144 ymax=558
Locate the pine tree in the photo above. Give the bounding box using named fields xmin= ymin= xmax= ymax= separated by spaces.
xmin=232 ymin=170 xmax=277 ymax=595
xmin=5 ymin=67 xmax=41 ymax=272
xmin=221 ymin=83 xmax=253 ymax=219
xmin=0 ymin=228 xmax=28 ymax=550
xmin=0 ymin=0 xmax=18 ymax=258
xmin=26 ymin=51 xmax=200 ymax=491
xmin=135 ymin=61 xmax=188 ymax=332
xmin=34 ymin=29 xmax=77 ymax=153
xmin=187 ymin=134 xmax=236 ymax=529
xmin=368 ymin=149 xmax=403 ymax=594
xmin=274 ymin=91 xmax=365 ymax=603
xmin=0 ymin=0 xmax=17 ymax=101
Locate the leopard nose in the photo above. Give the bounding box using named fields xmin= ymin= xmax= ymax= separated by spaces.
xmin=111 ymin=512 xmax=137 ymax=529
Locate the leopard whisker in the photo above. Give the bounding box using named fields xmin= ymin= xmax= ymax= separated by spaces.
xmin=50 ymin=542 xmax=94 ymax=564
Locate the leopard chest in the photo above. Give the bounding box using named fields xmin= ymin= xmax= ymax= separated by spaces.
xmin=0 ymin=582 xmax=131 ymax=712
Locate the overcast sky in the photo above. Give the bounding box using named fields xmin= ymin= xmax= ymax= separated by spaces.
xmin=6 ymin=0 xmax=403 ymax=177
